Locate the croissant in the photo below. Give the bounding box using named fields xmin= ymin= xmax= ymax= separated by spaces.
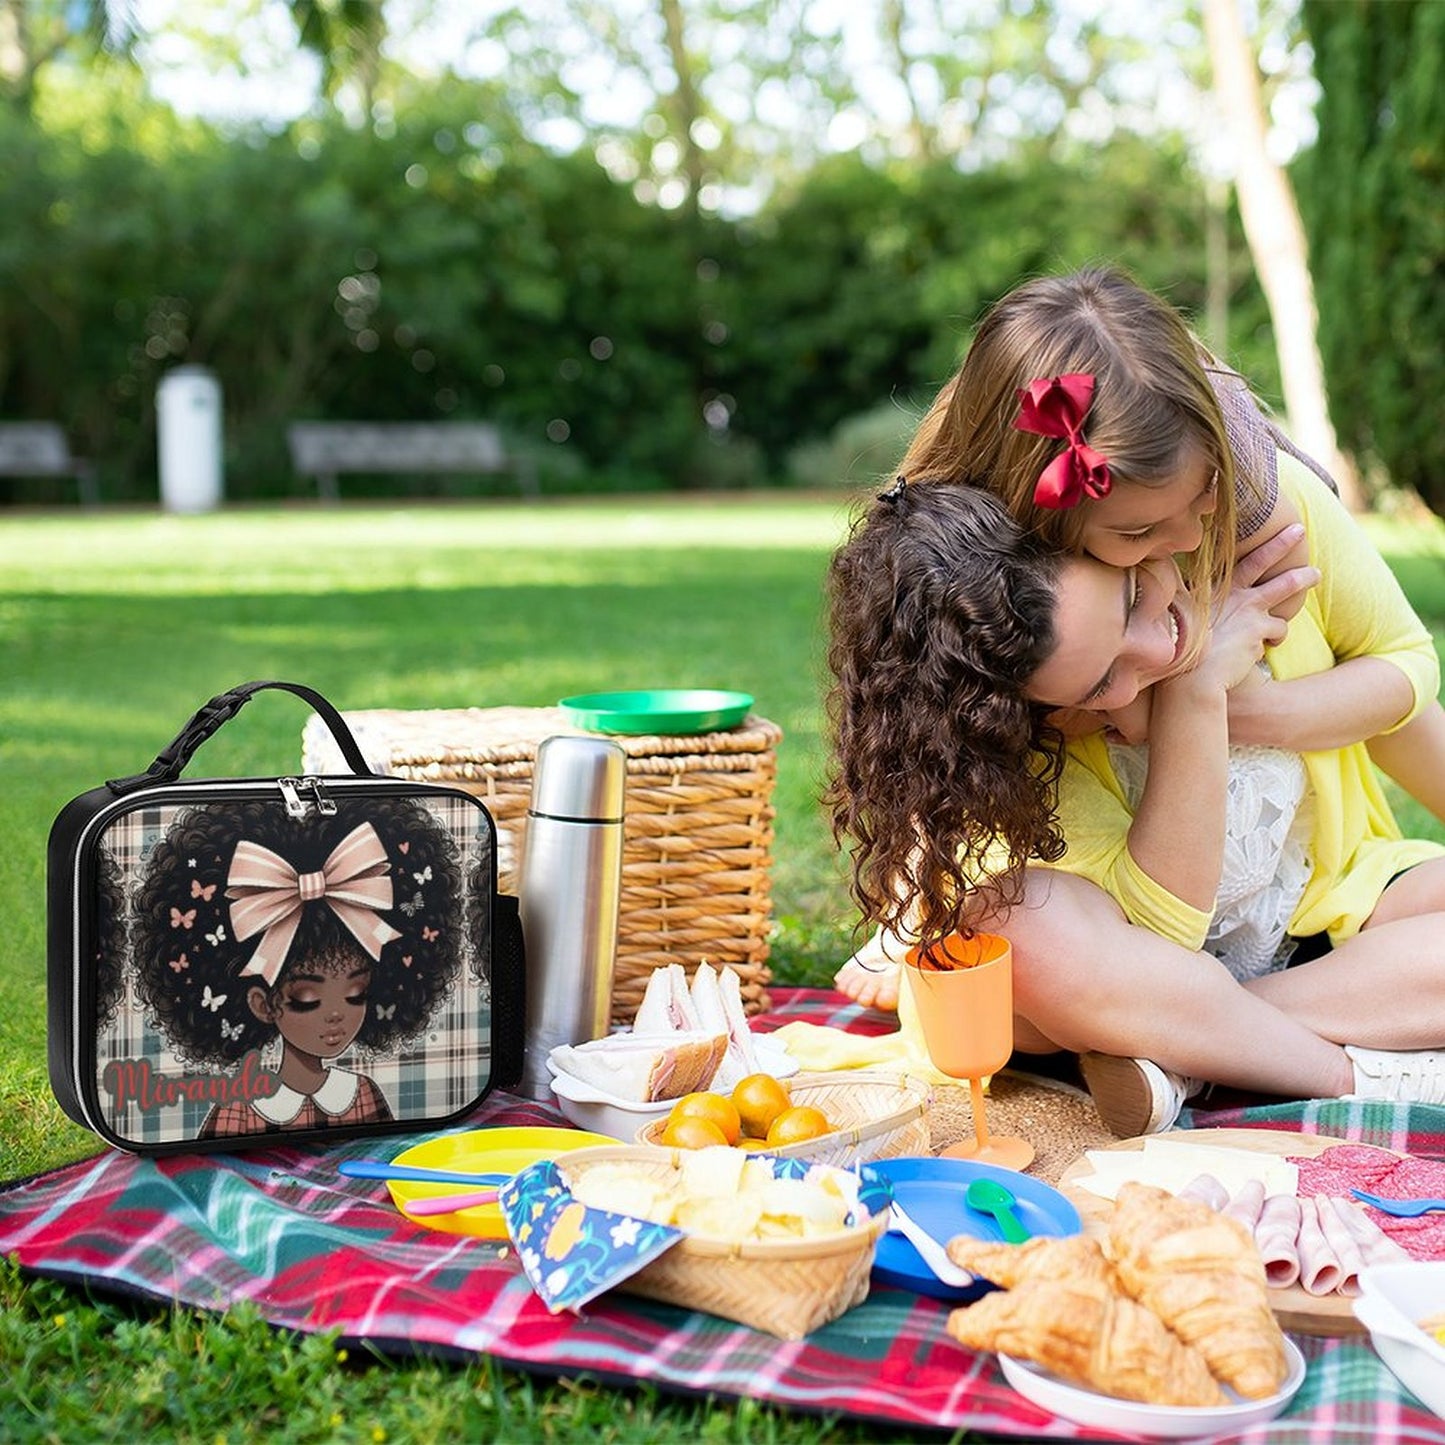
xmin=946 ymin=1275 xmax=1226 ymax=1408
xmin=1108 ymin=1181 xmax=1288 ymax=1399
xmin=944 ymin=1232 xmax=1112 ymax=1288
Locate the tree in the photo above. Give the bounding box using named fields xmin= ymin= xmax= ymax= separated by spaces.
xmin=1298 ymin=0 xmax=1445 ymax=512
xmin=1201 ymin=0 xmax=1359 ymax=507
xmin=0 ymin=0 xmax=138 ymax=113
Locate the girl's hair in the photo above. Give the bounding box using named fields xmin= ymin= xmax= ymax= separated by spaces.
xmin=132 ymin=796 xmax=463 ymax=1068
xmin=94 ymin=843 xmax=127 ymax=1028
xmin=899 ymin=266 xmax=1241 ymax=595
xmin=825 ymin=482 xmax=1067 ymax=950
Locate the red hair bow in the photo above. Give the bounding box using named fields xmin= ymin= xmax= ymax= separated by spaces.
xmin=1013 ymin=372 xmax=1112 ymax=509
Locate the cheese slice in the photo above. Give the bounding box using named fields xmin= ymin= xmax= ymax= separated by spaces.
xmin=1076 ymin=1135 xmax=1299 ymax=1202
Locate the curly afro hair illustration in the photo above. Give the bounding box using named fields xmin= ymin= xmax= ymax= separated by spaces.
xmin=131 ymin=795 xmax=463 ymax=1068
xmin=92 ymin=842 xmax=128 ymax=1028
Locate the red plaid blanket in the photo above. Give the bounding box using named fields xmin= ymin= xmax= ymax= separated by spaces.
xmin=5 ymin=988 xmax=1444 ymax=1442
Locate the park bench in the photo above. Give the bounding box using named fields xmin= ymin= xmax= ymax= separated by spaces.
xmin=287 ymin=421 xmax=538 ymax=501
xmin=0 ymin=423 xmax=98 ymax=505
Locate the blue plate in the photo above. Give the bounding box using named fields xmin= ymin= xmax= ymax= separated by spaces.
xmin=864 ymin=1156 xmax=1082 ymax=1303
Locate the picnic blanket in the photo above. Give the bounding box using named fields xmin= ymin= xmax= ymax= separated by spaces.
xmin=4 ymin=987 xmax=1445 ymax=1442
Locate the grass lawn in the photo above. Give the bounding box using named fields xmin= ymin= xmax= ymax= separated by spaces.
xmin=3 ymin=496 xmax=1445 ymax=1443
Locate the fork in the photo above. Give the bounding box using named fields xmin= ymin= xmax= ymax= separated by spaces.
xmin=1350 ymin=1188 xmax=1445 ymax=1216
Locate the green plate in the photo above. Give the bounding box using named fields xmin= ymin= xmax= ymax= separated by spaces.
xmin=558 ymin=688 xmax=754 ymax=735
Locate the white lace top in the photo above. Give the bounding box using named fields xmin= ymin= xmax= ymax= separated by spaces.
xmin=1106 ymin=741 xmax=1315 ymax=982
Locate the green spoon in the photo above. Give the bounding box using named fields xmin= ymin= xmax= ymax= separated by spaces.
xmin=965 ymin=1177 xmax=1032 ymax=1244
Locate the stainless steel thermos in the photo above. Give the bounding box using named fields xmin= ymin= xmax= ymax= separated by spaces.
xmin=516 ymin=734 xmax=627 ymax=1100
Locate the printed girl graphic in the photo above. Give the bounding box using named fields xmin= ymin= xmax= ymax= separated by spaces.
xmin=132 ymin=796 xmax=462 ymax=1138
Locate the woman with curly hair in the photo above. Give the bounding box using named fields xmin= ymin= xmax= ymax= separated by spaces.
xmin=833 ymin=266 xmax=1445 ymax=1017
xmin=131 ymin=795 xmax=463 ymax=1139
xmin=805 ymin=475 xmax=1445 ymax=1135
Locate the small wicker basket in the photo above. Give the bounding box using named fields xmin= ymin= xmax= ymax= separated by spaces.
xmin=301 ymin=704 xmax=781 ymax=1023
xmin=558 ymin=1144 xmax=889 ymax=1339
xmin=636 ymin=1070 xmax=932 ymax=1166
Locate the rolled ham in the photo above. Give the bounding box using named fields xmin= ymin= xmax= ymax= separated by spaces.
xmin=1310 ymin=1194 xmax=1366 ymax=1295
xmin=1221 ymin=1177 xmax=1267 ymax=1234
xmin=1336 ymin=1195 xmax=1411 ymax=1269
xmin=1255 ymin=1194 xmax=1303 ymax=1290
xmin=1177 ymin=1172 xmax=1232 ymax=1212
xmin=1296 ymin=1195 xmax=1345 ymax=1296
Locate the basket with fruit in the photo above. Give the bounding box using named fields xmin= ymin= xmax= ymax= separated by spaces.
xmin=638 ymin=1069 xmax=932 ymax=1167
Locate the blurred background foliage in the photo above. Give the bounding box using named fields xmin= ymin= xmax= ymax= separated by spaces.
xmin=0 ymin=0 xmax=1438 ymax=507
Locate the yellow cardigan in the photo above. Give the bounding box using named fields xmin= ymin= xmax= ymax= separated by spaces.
xmin=1042 ymin=459 xmax=1444 ymax=949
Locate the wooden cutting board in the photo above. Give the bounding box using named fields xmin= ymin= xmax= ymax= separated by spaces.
xmin=1057 ymin=1127 xmax=1375 ymax=1338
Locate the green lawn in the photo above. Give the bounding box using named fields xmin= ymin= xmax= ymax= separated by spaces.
xmin=3 ymin=497 xmax=1445 ymax=1444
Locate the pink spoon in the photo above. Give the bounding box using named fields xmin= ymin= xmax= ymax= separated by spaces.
xmin=402 ymin=1187 xmax=501 ymax=1217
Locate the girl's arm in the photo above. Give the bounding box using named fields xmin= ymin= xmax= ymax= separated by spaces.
xmin=1226 ymin=460 xmax=1438 ymax=752
xmin=1123 ymin=537 xmax=1317 ymax=910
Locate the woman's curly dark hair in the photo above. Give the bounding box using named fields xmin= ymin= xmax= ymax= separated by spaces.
xmin=132 ymin=795 xmax=462 ymax=1068
xmin=824 ymin=482 xmax=1068 ymax=952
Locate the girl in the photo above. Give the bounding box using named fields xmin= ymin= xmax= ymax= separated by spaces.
xmin=834 ymin=265 xmax=1445 ymax=1011
xmin=132 ymin=795 xmax=463 ymax=1138
xmin=815 ymin=477 xmax=1445 ymax=1132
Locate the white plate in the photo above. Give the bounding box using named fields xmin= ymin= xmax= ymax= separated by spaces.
xmin=998 ymin=1337 xmax=1306 ymax=1439
xmin=1355 ymin=1262 xmax=1445 ymax=1417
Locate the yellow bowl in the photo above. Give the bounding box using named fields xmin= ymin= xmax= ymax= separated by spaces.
xmin=387 ymin=1126 xmax=616 ymax=1238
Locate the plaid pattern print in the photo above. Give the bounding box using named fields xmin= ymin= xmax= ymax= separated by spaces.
xmin=9 ymin=987 xmax=1445 ymax=1439
xmin=90 ymin=790 xmax=496 ymax=1146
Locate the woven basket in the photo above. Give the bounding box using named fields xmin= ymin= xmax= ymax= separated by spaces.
xmin=636 ymin=1070 xmax=932 ymax=1166
xmin=301 ymin=705 xmax=781 ymax=1023
xmin=558 ymin=1144 xmax=888 ymax=1339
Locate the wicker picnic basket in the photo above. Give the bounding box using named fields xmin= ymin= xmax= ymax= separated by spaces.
xmin=636 ymin=1071 xmax=933 ymax=1166
xmin=557 ymin=1144 xmax=889 ymax=1339
xmin=301 ymin=704 xmax=781 ymax=1023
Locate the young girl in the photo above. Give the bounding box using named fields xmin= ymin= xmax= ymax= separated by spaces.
xmin=131 ymin=796 xmax=464 ymax=1138
xmin=834 ymin=265 xmax=1445 ymax=1011
xmin=810 ymin=477 xmax=1445 ymax=1132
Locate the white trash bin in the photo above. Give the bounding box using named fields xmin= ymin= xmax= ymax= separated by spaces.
xmin=157 ymin=365 xmax=223 ymax=513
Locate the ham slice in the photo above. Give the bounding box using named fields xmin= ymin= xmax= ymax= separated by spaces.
xmin=1221 ymin=1177 xmax=1267 ymax=1234
xmin=1254 ymin=1194 xmax=1303 ymax=1290
xmin=1178 ymin=1173 xmax=1231 ymax=1212
xmin=1310 ymin=1195 xmax=1366 ymax=1295
xmin=1296 ymin=1195 xmax=1344 ymax=1296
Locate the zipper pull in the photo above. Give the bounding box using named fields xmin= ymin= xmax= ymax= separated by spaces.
xmin=302 ymin=775 xmax=338 ymax=816
xmin=278 ymin=777 xmax=307 ymax=818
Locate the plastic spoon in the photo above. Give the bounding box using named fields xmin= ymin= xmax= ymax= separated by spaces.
xmin=1351 ymin=1188 xmax=1445 ymax=1217
xmin=887 ymin=1202 xmax=975 ymax=1289
xmin=401 ymin=1187 xmax=501 ymax=1217
xmin=964 ymin=1177 xmax=1031 ymax=1243
xmin=339 ymin=1161 xmax=510 ymax=1187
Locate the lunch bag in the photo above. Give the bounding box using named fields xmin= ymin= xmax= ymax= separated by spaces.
xmin=47 ymin=680 xmax=525 ymax=1154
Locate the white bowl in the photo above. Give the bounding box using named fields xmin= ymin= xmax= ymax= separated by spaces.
xmin=1355 ymin=1262 xmax=1445 ymax=1418
xmin=548 ymin=1069 xmax=675 ymax=1143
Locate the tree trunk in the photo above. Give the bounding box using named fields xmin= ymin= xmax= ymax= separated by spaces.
xmin=1201 ymin=0 xmax=1363 ymax=509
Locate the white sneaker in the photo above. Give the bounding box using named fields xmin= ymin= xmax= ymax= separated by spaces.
xmin=1080 ymin=1053 xmax=1203 ymax=1138
xmin=1345 ymin=1045 xmax=1445 ymax=1104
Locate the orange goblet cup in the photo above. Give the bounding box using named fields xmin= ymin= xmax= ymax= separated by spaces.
xmin=903 ymin=932 xmax=1034 ymax=1170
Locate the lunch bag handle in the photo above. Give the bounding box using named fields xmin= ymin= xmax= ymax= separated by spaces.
xmin=106 ymin=680 xmax=376 ymax=794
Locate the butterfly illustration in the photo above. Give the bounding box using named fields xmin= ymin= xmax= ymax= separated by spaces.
xmin=190 ymin=879 xmax=217 ymax=901
xmin=422 ymin=926 xmax=439 ymax=942
xmin=168 ymin=953 xmax=189 ymax=973
xmin=375 ymin=1003 xmax=396 ymax=1021
xmin=205 ymin=925 xmax=227 ymax=946
xmin=220 ymin=1018 xmax=244 ymax=1041
xmin=170 ymin=907 xmax=196 ymax=930
xmin=399 ymin=891 xmax=423 ymax=917
xmin=413 ymin=866 xmax=432 ymax=885
xmin=201 ymin=986 xmax=227 ymax=1012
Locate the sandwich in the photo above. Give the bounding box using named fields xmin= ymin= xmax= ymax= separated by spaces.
xmin=549 ymin=1031 xmax=728 ymax=1103
xmin=636 ymin=962 xmax=760 ymax=1092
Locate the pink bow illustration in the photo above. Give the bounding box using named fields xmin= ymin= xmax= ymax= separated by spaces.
xmin=1013 ymin=372 xmax=1112 ymax=509
xmin=225 ymin=822 xmax=403 ymax=986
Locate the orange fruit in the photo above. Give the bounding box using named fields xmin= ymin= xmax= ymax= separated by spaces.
xmin=659 ymin=1115 xmax=729 ymax=1150
xmin=731 ymin=1073 xmax=791 ymax=1139
xmin=667 ymin=1091 xmax=741 ymax=1146
xmin=765 ymin=1104 xmax=831 ymax=1146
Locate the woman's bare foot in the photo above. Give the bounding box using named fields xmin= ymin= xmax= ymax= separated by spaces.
xmin=833 ymin=930 xmax=903 ymax=1011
